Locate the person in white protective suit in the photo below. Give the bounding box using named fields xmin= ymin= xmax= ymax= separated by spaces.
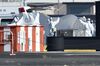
xmin=7 ymin=6 xmax=31 ymax=26
xmin=8 ymin=6 xmax=40 ymax=26
xmin=79 ymin=16 xmax=93 ymax=37
xmin=32 ymin=12 xmax=40 ymax=25
xmin=48 ymin=17 xmax=60 ymax=36
xmin=24 ymin=9 xmax=40 ymax=25
xmin=17 ymin=7 xmax=33 ymax=25
xmin=87 ymin=18 xmax=95 ymax=36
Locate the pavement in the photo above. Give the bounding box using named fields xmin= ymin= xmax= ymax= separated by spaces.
xmin=0 ymin=52 xmax=100 ymax=66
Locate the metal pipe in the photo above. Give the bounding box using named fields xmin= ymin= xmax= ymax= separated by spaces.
xmin=10 ymin=31 xmax=16 ymax=55
xmin=0 ymin=30 xmax=16 ymax=55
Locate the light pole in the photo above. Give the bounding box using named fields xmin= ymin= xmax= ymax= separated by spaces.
xmin=58 ymin=0 xmax=60 ymax=15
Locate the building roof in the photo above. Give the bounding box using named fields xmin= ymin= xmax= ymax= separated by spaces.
xmin=63 ymin=2 xmax=95 ymax=4
xmin=27 ymin=3 xmax=57 ymax=7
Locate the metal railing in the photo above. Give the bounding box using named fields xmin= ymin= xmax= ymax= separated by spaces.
xmin=0 ymin=30 xmax=16 ymax=55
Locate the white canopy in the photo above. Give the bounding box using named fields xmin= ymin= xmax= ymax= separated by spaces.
xmin=55 ymin=14 xmax=86 ymax=30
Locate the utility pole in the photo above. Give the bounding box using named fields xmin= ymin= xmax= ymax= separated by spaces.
xmin=73 ymin=0 xmax=74 ymax=2
xmin=22 ymin=0 xmax=26 ymax=6
xmin=58 ymin=0 xmax=60 ymax=15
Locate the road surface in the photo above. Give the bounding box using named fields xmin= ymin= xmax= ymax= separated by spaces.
xmin=0 ymin=52 xmax=100 ymax=66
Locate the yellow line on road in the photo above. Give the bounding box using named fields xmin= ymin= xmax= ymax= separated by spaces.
xmin=64 ymin=49 xmax=96 ymax=52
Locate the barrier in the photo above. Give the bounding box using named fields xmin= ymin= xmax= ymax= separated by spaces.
xmin=47 ymin=37 xmax=64 ymax=51
xmin=0 ymin=25 xmax=44 ymax=53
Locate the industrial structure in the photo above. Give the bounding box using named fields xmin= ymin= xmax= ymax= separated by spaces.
xmin=0 ymin=0 xmax=100 ymax=54
xmin=0 ymin=26 xmax=44 ymax=53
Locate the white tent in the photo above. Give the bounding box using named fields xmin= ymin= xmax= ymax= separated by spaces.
xmin=56 ymin=15 xmax=79 ymax=30
xmin=55 ymin=15 xmax=88 ymax=37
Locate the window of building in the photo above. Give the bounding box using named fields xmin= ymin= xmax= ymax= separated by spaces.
xmin=67 ymin=3 xmax=94 ymax=15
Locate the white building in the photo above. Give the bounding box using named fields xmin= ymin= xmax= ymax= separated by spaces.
xmin=0 ymin=0 xmax=23 ymax=19
xmin=0 ymin=0 xmax=99 ymax=17
xmin=25 ymin=0 xmax=99 ymax=15
xmin=0 ymin=0 xmax=23 ymax=25
xmin=0 ymin=0 xmax=99 ymax=25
